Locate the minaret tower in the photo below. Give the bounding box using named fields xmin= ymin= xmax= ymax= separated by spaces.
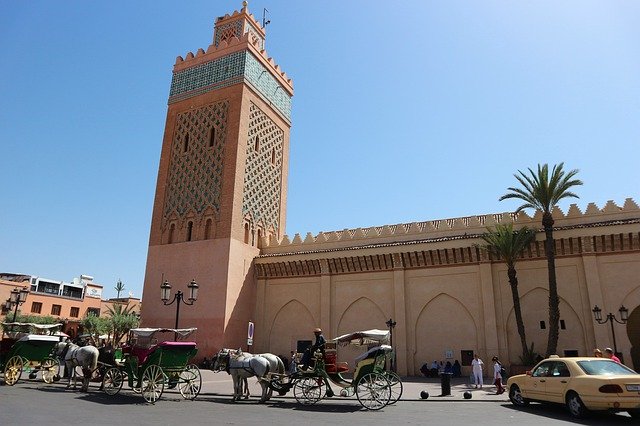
xmin=140 ymin=2 xmax=293 ymax=355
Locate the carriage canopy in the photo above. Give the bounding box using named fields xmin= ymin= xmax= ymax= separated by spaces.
xmin=332 ymin=329 xmax=390 ymax=346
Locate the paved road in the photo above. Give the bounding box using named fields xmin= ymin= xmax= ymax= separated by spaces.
xmin=0 ymin=373 xmax=635 ymax=425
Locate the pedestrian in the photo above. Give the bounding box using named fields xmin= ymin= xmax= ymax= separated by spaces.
xmin=604 ymin=347 xmax=621 ymax=363
xmin=492 ymin=356 xmax=505 ymax=394
xmin=593 ymin=348 xmax=603 ymax=357
xmin=471 ymin=354 xmax=484 ymax=388
xmin=289 ymin=351 xmax=298 ymax=374
xmin=452 ymin=360 xmax=462 ymax=378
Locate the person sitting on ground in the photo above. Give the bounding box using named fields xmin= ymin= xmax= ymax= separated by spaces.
xmin=420 ymin=362 xmax=430 ymax=377
xmin=452 ymin=360 xmax=462 ymax=378
xmin=300 ymin=327 xmax=326 ymax=371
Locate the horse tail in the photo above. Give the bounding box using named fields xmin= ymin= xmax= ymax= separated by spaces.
xmin=276 ymin=356 xmax=284 ymax=375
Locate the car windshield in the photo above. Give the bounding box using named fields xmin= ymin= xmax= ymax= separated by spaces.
xmin=577 ymin=360 xmax=637 ymax=375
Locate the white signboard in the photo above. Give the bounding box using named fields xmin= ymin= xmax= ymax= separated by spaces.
xmin=86 ymin=286 xmax=103 ymax=299
xmin=247 ymin=321 xmax=254 ymax=346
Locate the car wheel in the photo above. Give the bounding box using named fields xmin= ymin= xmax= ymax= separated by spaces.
xmin=508 ymin=384 xmax=529 ymax=407
xmin=566 ymin=391 xmax=588 ymax=419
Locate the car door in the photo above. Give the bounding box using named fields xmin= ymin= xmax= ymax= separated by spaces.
xmin=545 ymin=361 xmax=571 ymax=403
xmin=524 ymin=361 xmax=553 ymax=401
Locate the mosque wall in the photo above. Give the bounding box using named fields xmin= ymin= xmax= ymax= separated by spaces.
xmin=254 ymin=199 xmax=640 ymax=375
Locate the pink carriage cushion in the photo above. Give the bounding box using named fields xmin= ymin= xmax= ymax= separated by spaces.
xmin=324 ymin=350 xmax=349 ymax=373
xmin=158 ymin=341 xmax=197 ymax=348
xmin=130 ymin=344 xmax=158 ymax=364
xmin=325 ymin=362 xmax=349 ymax=374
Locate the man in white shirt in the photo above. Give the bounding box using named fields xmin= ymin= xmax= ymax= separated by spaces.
xmin=471 ymin=354 xmax=484 ymax=388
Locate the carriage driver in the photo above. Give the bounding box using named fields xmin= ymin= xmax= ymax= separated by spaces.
xmin=300 ymin=328 xmax=326 ymax=371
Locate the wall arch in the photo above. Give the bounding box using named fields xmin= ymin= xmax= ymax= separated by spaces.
xmin=336 ymin=297 xmax=387 ymax=366
xmin=414 ymin=293 xmax=476 ymax=373
xmin=505 ymin=288 xmax=586 ymax=363
xmin=267 ymin=299 xmax=315 ymax=356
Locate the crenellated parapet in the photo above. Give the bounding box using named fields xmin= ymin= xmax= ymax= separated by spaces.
xmin=260 ymin=198 xmax=640 ymax=255
xmin=169 ymin=3 xmax=293 ymax=121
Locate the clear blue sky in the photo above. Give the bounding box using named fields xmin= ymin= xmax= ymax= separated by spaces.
xmin=1 ymin=1 xmax=638 ymax=300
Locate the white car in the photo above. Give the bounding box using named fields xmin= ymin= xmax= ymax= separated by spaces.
xmin=506 ymin=355 xmax=640 ymax=418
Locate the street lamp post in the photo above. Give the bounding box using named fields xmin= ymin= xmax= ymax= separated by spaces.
xmin=161 ymin=279 xmax=199 ymax=340
xmin=7 ymin=287 xmax=30 ymax=322
xmin=592 ymin=305 xmax=629 ymax=357
xmin=385 ymin=318 xmax=397 ymax=372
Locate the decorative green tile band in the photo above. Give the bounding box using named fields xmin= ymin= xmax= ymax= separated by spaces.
xmin=169 ymin=51 xmax=291 ymax=121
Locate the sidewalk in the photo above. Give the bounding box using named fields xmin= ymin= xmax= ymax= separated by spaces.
xmin=200 ymin=370 xmax=510 ymax=403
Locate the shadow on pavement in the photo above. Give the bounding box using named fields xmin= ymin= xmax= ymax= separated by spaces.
xmin=502 ymin=401 xmax=635 ymax=424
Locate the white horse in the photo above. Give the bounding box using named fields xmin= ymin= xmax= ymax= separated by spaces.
xmin=55 ymin=341 xmax=99 ymax=392
xmin=213 ymin=348 xmax=272 ymax=402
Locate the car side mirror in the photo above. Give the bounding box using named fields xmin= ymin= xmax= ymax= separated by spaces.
xmin=526 ymin=370 xmax=532 ymax=376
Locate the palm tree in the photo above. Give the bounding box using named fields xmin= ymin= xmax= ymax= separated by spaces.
xmin=500 ymin=163 xmax=582 ymax=356
xmin=106 ymin=303 xmax=139 ymax=345
xmin=479 ymin=223 xmax=536 ymax=362
xmin=115 ymin=279 xmax=125 ymax=299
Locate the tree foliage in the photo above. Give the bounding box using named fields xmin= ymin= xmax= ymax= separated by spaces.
xmin=479 ymin=223 xmax=536 ymax=363
xmin=80 ymin=313 xmax=110 ymax=344
xmin=114 ymin=279 xmax=125 ymax=299
xmin=500 ymin=162 xmax=582 ymax=356
xmin=106 ymin=303 xmax=139 ymax=344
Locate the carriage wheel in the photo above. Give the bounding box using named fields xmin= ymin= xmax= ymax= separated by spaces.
xmin=384 ymin=371 xmax=403 ymax=404
xmin=293 ymin=377 xmax=324 ymax=404
xmin=141 ymin=365 xmax=165 ymax=404
xmin=41 ymin=358 xmax=59 ymax=384
xmin=178 ymin=364 xmax=201 ymax=400
xmin=4 ymin=356 xmax=23 ymax=386
xmin=356 ymin=373 xmax=391 ymax=410
xmin=102 ymin=368 xmax=124 ymax=396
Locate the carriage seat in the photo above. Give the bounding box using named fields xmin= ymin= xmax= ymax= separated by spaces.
xmin=324 ymin=349 xmax=349 ymax=374
xmin=129 ymin=344 xmax=158 ymax=365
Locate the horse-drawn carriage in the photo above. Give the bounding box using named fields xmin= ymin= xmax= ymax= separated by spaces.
xmin=100 ymin=327 xmax=201 ymax=403
xmin=271 ymin=329 xmax=402 ymax=410
xmin=1 ymin=322 xmax=62 ymax=386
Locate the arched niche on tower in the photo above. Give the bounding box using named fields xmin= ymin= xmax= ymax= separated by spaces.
xmin=268 ymin=300 xmax=316 ymax=356
xmin=414 ymin=294 xmax=476 ymax=373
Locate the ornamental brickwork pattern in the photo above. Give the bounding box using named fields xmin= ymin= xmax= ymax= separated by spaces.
xmin=242 ymin=102 xmax=284 ymax=233
xmin=163 ymin=101 xmax=229 ymax=221
xmin=214 ymin=20 xmax=243 ymax=47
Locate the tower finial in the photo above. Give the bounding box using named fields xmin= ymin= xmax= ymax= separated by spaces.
xmin=242 ymin=1 xmax=248 ymax=8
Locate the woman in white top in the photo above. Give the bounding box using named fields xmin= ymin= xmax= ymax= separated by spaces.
xmin=471 ymin=354 xmax=483 ymax=388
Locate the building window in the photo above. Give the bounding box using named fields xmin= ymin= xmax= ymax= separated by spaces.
xmin=540 ymin=320 xmax=546 ymax=330
xmin=187 ymin=221 xmax=193 ymax=242
xmin=31 ymin=302 xmax=42 ymax=314
xmin=244 ymin=223 xmax=250 ymax=244
xmin=51 ymin=304 xmax=61 ymax=316
xmin=87 ymin=307 xmax=100 ymax=317
xmin=271 ymin=148 xmax=276 ymax=165
xmin=168 ymin=223 xmax=175 ymax=244
xmin=209 ymin=127 xmax=216 ymax=147
xmin=205 ymin=218 xmax=212 ymax=239
xmin=560 ymin=319 xmax=566 ymax=330
xmin=254 ymin=135 xmax=260 ymax=152
xmin=70 ymin=307 xmax=80 ymax=318
xmin=183 ymin=133 xmax=190 ymax=153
